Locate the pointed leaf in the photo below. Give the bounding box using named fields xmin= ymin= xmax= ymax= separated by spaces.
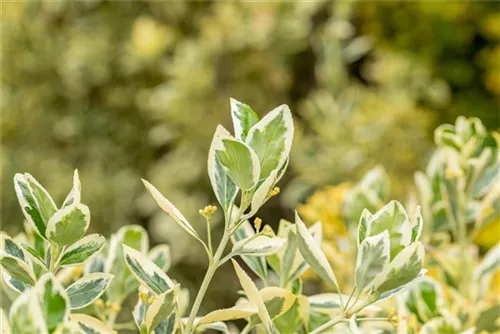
xmin=142 ymin=179 xmax=200 ymax=240
xmin=230 ymin=98 xmax=260 ymax=140
xmin=231 ymin=220 xmax=267 ymax=280
xmin=123 ymin=244 xmax=174 ymax=295
xmin=198 ymin=302 xmax=257 ymax=325
xmin=59 ymin=234 xmax=105 ymax=267
xmin=215 ymin=139 xmax=260 ymax=190
xmin=250 ymin=287 xmax=296 ymax=324
xmin=357 ymin=209 xmax=372 ymax=245
xmin=232 ymin=235 xmax=285 ymax=257
xmin=45 ymin=203 xmax=90 ymax=246
xmin=232 ymin=260 xmax=273 ymax=333
xmin=246 ymin=104 xmax=294 ymax=180
xmin=295 ymin=212 xmax=341 ymax=294
xmin=208 ymin=126 xmax=239 ymax=213
xmin=62 ymin=170 xmax=81 ymax=208
xmin=355 ymin=231 xmax=390 ymax=293
xmin=149 ymin=244 xmax=171 ymax=272
xmin=145 ymin=287 xmax=177 ymax=332
xmin=374 ymin=242 xmax=425 ymax=297
xmin=66 ymin=273 xmax=114 ymax=309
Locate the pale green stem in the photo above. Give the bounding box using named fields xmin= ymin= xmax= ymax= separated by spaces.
xmin=240 ymin=323 xmax=253 ymax=334
xmin=184 ymin=230 xmax=231 ymax=334
xmin=207 ymin=217 xmax=213 ymax=256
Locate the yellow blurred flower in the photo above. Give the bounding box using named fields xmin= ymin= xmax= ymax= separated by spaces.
xmin=131 ymin=16 xmax=174 ymax=59
xmin=475 ymin=218 xmax=500 ymax=248
xmin=297 ymin=183 xmax=351 ymax=240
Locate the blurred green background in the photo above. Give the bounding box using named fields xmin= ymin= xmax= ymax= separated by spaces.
xmin=1 ymin=0 xmax=499 ymax=315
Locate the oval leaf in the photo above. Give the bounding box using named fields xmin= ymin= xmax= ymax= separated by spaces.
xmin=71 ymin=314 xmax=114 ymax=334
xmin=145 ymin=287 xmax=177 ymax=332
xmin=66 ymin=273 xmax=114 ymax=309
xmin=45 ymin=203 xmax=90 ymax=246
xmin=9 ymin=289 xmax=48 ymax=334
xmin=208 ymin=126 xmax=239 ymax=213
xmin=215 ymin=138 xmax=260 ymax=190
xmin=0 ymin=253 xmax=36 ymax=285
xmin=230 ymin=98 xmax=260 ymax=141
xmin=123 ymin=244 xmax=174 ymax=295
xmin=59 ymin=234 xmax=106 ymax=267
xmin=198 ymin=302 xmax=257 ymax=325
xmin=36 ymin=273 xmax=70 ymax=332
xmin=233 ymin=235 xmax=285 ymax=257
xmin=355 ymin=231 xmax=390 ymax=293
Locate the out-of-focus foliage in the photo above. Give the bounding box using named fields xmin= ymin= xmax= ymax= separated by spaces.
xmin=2 ymin=0 xmax=499 ymax=320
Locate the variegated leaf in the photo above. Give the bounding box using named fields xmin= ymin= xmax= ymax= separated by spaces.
xmin=294 ymin=212 xmax=341 ymax=296
xmin=248 ymin=169 xmax=279 ymax=216
xmin=474 ymin=243 xmax=500 ymax=280
xmin=411 ymin=206 xmax=424 ymax=242
xmin=246 ymin=104 xmax=294 ymax=180
xmin=149 ymin=244 xmax=171 ymax=272
xmin=231 ymin=220 xmax=267 ymax=280
xmin=36 ymin=273 xmax=70 ymax=332
xmin=45 ymin=203 xmax=90 ymax=246
xmin=0 ymin=253 xmax=36 ymax=285
xmin=123 ymin=244 xmax=174 ymax=295
xmin=405 ymin=277 xmax=445 ymax=323
xmin=14 ymin=173 xmax=57 ymax=238
xmin=195 ymin=321 xmax=229 ymax=334
xmin=142 ymin=179 xmax=201 ymax=240
xmin=145 ymin=287 xmax=177 ymax=332
xmin=274 ymin=295 xmax=309 ymax=334
xmin=215 ymin=138 xmax=260 ymax=190
xmin=9 ymin=289 xmax=48 ymax=334
xmin=66 ymin=273 xmax=114 ymax=309
xmin=357 ymin=209 xmax=372 ymax=245
xmin=232 ymin=235 xmax=285 ymax=257
xmin=355 ymin=231 xmax=390 ymax=293
xmin=232 ymin=260 xmax=273 ymax=333
xmin=374 ymin=242 xmax=425 ymax=299
xmin=70 ymin=314 xmax=114 ymax=334
xmin=62 ymin=170 xmax=81 ymax=208
xmin=249 ymin=287 xmax=296 ymax=324
xmin=208 ymin=126 xmax=239 ymax=214
xmin=197 ymin=302 xmax=257 ymax=325
xmin=21 ymin=244 xmax=47 ymax=269
xmin=230 ymin=98 xmax=260 ymax=141
xmin=59 ymin=234 xmax=105 ymax=267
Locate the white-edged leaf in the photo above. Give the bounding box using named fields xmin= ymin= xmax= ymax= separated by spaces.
xmin=246 ymin=104 xmax=294 ymax=180
xmin=215 ymin=138 xmax=260 ymax=190
xmin=232 ymin=260 xmax=273 ymax=333
xmin=195 ymin=321 xmax=229 ymax=333
xmin=411 ymin=206 xmax=424 ymax=242
xmin=36 ymin=273 xmax=70 ymax=332
xmin=232 ymin=235 xmax=285 ymax=257
xmin=208 ymin=126 xmax=239 ymax=213
xmin=21 ymin=244 xmax=47 ymax=269
xmin=149 ymin=244 xmax=171 ymax=272
xmin=62 ymin=170 xmax=81 ymax=208
xmin=230 ymin=98 xmax=260 ymax=141
xmin=70 ymin=314 xmax=114 ymax=334
xmin=374 ymin=242 xmax=425 ymax=297
xmin=405 ymin=277 xmax=445 ymax=323
xmin=0 ymin=252 xmax=36 ymax=285
xmin=355 ymin=231 xmax=390 ymax=293
xmin=66 ymin=273 xmax=114 ymax=309
xmin=249 ymin=287 xmax=296 ymax=323
xmin=145 ymin=287 xmax=177 ymax=332
xmin=45 ymin=203 xmax=90 ymax=246
xmin=231 ymin=219 xmax=267 ymax=280
xmin=294 ymin=212 xmax=341 ymax=294
xmin=248 ymin=169 xmax=279 ymax=216
xmin=142 ymin=179 xmax=200 ymax=240
xmin=197 ymin=302 xmax=257 ymax=325
xmin=14 ymin=173 xmax=56 ymax=238
xmin=9 ymin=289 xmax=48 ymax=334
xmin=59 ymin=234 xmax=106 ymax=267
xmin=123 ymin=244 xmax=174 ymax=295
xmin=357 ymin=209 xmax=372 ymax=245
xmin=2 ymin=271 xmax=28 ymax=294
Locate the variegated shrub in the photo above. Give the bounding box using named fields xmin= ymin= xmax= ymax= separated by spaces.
xmin=1 ymin=99 xmax=429 ymax=333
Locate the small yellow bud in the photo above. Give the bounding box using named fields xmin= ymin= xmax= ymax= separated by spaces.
xmin=269 ymin=187 xmax=280 ymax=197
xmin=254 ymin=217 xmax=262 ymax=231
xmin=147 ymin=296 xmax=156 ymax=305
xmin=199 ymin=205 xmax=218 ymax=218
xmin=111 ymin=303 xmax=121 ymax=312
xmin=261 ymin=225 xmax=274 ymax=237
xmin=95 ymin=299 xmax=104 ymax=308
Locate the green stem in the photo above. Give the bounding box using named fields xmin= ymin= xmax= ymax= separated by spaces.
xmin=184 ymin=230 xmax=231 ymax=334
xmin=207 ymin=217 xmax=213 ymax=256
xmin=240 ymin=323 xmax=253 ymax=334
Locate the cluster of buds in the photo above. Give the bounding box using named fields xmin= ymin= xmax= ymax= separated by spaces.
xmin=199 ymin=205 xmax=217 ymax=219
